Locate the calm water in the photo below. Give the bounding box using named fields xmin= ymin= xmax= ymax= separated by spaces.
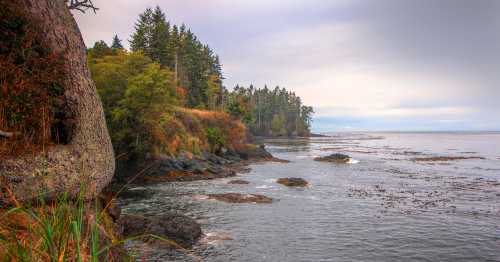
xmin=121 ymin=132 xmax=500 ymax=261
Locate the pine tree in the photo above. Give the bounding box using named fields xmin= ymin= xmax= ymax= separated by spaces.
xmin=150 ymin=6 xmax=170 ymax=67
xmin=130 ymin=8 xmax=154 ymax=56
xmin=111 ymin=35 xmax=123 ymax=49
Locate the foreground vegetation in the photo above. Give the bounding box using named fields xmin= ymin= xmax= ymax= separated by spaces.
xmin=0 ymin=191 xmax=124 ymax=261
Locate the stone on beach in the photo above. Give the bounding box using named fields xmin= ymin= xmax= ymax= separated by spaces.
xmin=314 ymin=153 xmax=351 ymax=163
xmin=207 ymin=193 xmax=273 ymax=204
xmin=276 ymin=178 xmax=309 ymax=187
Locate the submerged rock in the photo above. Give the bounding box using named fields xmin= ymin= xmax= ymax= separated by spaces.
xmin=228 ymin=179 xmax=250 ymax=185
xmin=314 ymin=153 xmax=351 ymax=163
xmin=276 ymin=178 xmax=309 ymax=187
xmin=208 ymin=193 xmax=273 ymax=204
xmin=119 ymin=213 xmax=202 ymax=248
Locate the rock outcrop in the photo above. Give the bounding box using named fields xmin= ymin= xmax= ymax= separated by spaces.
xmin=228 ymin=180 xmax=250 ymax=185
xmin=0 ymin=1 xmax=115 ymax=203
xmin=314 ymin=153 xmax=351 ymax=164
xmin=120 ymin=213 xmax=202 ymax=248
xmin=208 ymin=193 xmax=273 ymax=204
xmin=277 ymin=178 xmax=309 ymax=187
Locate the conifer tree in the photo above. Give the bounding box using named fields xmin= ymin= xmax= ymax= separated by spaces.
xmin=150 ymin=6 xmax=170 ymax=66
xmin=130 ymin=7 xmax=153 ymax=56
xmin=111 ymin=34 xmax=123 ymax=49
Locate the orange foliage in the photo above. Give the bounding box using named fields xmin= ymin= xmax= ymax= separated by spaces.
xmin=145 ymin=107 xmax=248 ymax=157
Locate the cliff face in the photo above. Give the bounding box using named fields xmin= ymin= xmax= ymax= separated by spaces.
xmin=0 ymin=0 xmax=115 ymax=202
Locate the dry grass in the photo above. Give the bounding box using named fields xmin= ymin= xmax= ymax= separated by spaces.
xmin=0 ymin=188 xmax=125 ymax=262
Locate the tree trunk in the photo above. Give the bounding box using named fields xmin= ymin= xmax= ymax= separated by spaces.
xmin=0 ymin=0 xmax=115 ymax=203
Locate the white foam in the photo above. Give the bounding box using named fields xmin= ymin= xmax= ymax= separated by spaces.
xmin=348 ymin=158 xmax=360 ymax=164
xmin=256 ymin=185 xmax=273 ymax=189
xmin=192 ymin=195 xmax=209 ymax=200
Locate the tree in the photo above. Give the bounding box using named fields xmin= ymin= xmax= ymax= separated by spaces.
xmin=89 ymin=51 xmax=179 ymax=160
xmin=130 ymin=8 xmax=153 ymax=55
xmin=1 ymin=0 xmax=115 ymax=202
xmin=111 ymin=34 xmax=123 ymax=49
xmin=89 ymin=40 xmax=113 ymax=58
xmin=150 ymin=6 xmax=170 ymax=67
xmin=224 ymin=85 xmax=314 ymax=137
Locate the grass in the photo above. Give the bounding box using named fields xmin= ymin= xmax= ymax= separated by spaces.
xmin=0 ymin=188 xmax=126 ymax=262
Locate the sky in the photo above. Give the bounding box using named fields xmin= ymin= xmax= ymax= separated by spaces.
xmin=74 ymin=0 xmax=500 ymax=132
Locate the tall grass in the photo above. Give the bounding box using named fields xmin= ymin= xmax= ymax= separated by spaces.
xmin=0 ymin=189 xmax=125 ymax=261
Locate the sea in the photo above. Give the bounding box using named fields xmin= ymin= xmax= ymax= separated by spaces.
xmin=120 ymin=131 xmax=500 ymax=262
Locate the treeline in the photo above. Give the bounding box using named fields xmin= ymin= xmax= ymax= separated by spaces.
xmin=132 ymin=6 xmax=222 ymax=109
xmin=226 ymin=85 xmax=314 ymax=137
xmin=87 ymin=6 xmax=313 ymax=148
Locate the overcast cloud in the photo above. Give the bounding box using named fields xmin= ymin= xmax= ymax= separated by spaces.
xmin=75 ymin=0 xmax=500 ymax=131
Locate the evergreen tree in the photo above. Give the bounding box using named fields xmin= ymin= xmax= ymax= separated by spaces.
xmin=111 ymin=35 xmax=123 ymax=49
xmin=225 ymin=85 xmax=314 ymax=137
xmin=130 ymin=7 xmax=154 ymax=56
xmin=150 ymin=6 xmax=171 ymax=67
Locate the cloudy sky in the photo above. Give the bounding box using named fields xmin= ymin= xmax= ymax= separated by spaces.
xmin=74 ymin=0 xmax=500 ymax=132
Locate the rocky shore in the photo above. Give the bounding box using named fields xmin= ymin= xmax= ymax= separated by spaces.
xmin=112 ymin=144 xmax=282 ymax=253
xmin=115 ymin=144 xmax=281 ymax=185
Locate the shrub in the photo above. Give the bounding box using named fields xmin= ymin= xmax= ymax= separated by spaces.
xmin=206 ymin=127 xmax=225 ymax=154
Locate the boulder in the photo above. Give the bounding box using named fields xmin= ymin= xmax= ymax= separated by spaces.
xmin=0 ymin=0 xmax=115 ymax=203
xmin=314 ymin=153 xmax=350 ymax=164
xmin=119 ymin=213 xmax=202 ymax=248
xmin=277 ymin=178 xmax=308 ymax=187
xmin=228 ymin=180 xmax=250 ymax=185
xmin=208 ymin=193 xmax=273 ymax=204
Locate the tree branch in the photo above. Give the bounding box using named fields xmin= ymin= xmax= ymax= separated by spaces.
xmin=66 ymin=0 xmax=98 ymax=14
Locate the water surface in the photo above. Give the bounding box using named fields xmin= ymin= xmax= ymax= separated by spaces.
xmin=121 ymin=132 xmax=500 ymax=261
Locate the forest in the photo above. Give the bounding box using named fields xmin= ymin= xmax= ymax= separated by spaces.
xmin=87 ymin=6 xmax=314 ymax=152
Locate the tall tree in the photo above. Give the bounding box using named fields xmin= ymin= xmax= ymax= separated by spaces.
xmin=130 ymin=7 xmax=153 ymax=56
xmin=111 ymin=34 xmax=123 ymax=49
xmin=150 ymin=6 xmax=170 ymax=66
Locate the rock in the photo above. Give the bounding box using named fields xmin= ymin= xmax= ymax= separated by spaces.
xmin=208 ymin=193 xmax=273 ymax=204
xmin=277 ymin=178 xmax=308 ymax=187
xmin=235 ymin=144 xmax=273 ymax=160
xmin=117 ymin=189 xmax=153 ymax=200
xmin=314 ymin=153 xmax=351 ymax=163
xmin=119 ymin=213 xmax=202 ymax=248
xmin=228 ymin=179 xmax=250 ymax=185
xmin=0 ymin=0 xmax=115 ymax=203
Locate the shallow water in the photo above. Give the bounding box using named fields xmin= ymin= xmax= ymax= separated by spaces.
xmin=120 ymin=132 xmax=500 ymax=262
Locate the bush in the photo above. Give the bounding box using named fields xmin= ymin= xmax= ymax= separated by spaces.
xmin=206 ymin=127 xmax=225 ymax=154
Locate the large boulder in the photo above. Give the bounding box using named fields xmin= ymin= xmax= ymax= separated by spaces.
xmin=120 ymin=213 xmax=202 ymax=248
xmin=314 ymin=153 xmax=351 ymax=164
xmin=277 ymin=178 xmax=309 ymax=187
xmin=208 ymin=193 xmax=273 ymax=204
xmin=228 ymin=179 xmax=250 ymax=185
xmin=0 ymin=0 xmax=115 ymax=203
